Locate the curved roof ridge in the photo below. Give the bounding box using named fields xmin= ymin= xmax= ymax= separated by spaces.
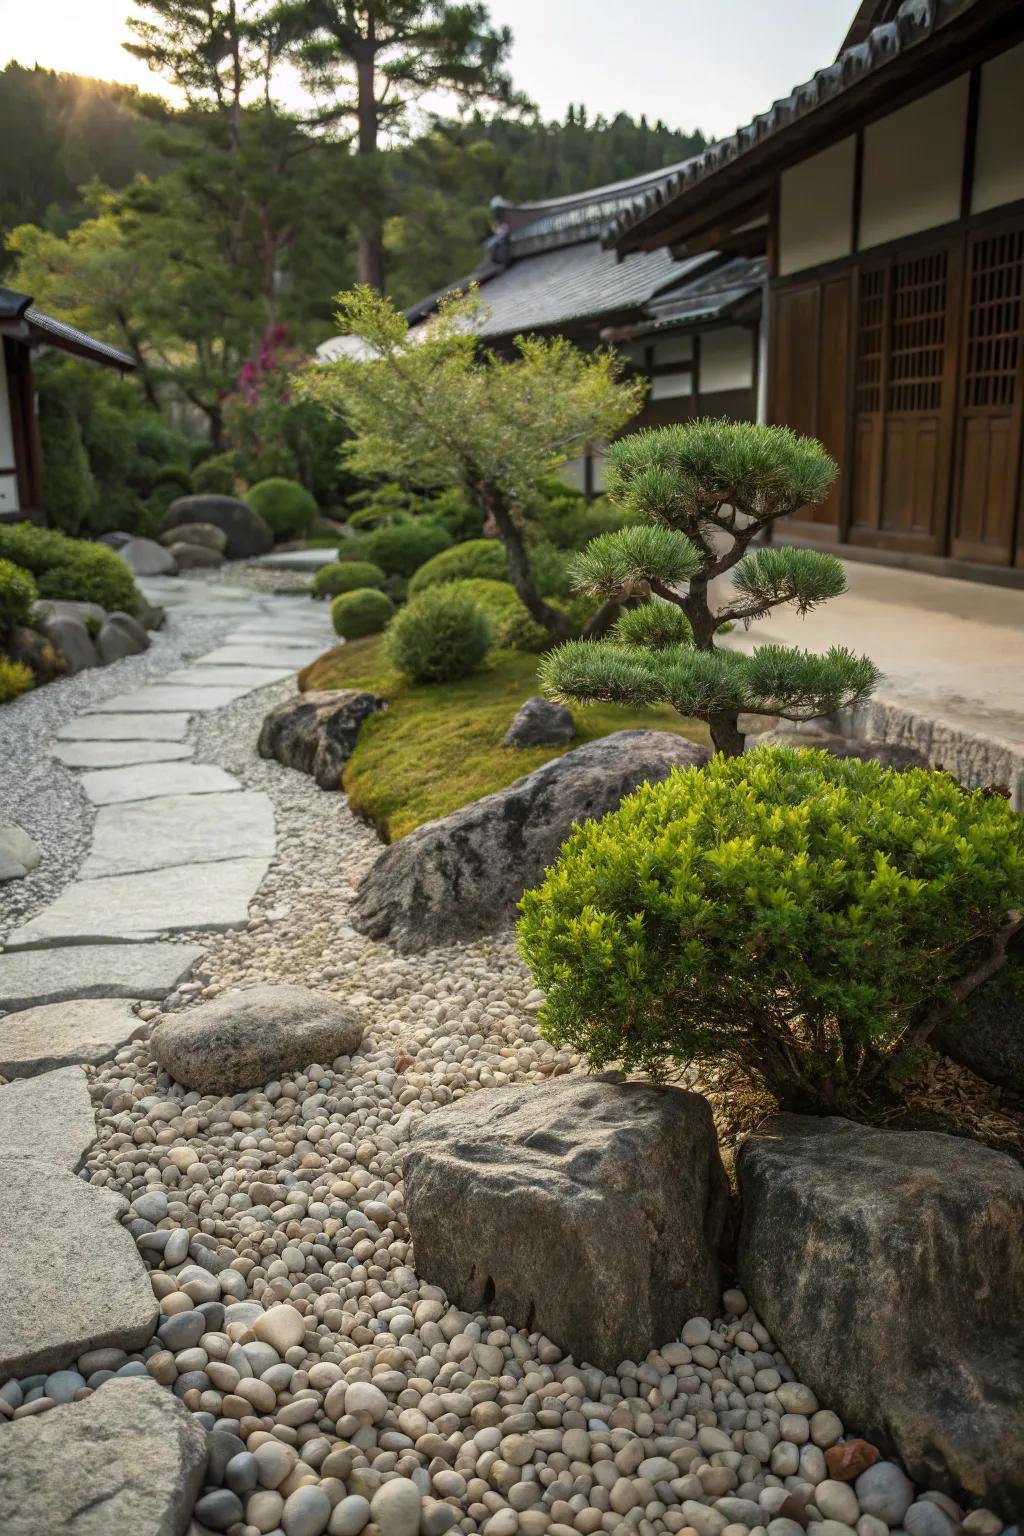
xmin=491 ymin=155 xmax=701 ymax=221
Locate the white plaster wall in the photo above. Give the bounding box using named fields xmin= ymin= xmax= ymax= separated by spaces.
xmin=699 ymin=327 xmax=755 ymax=393
xmin=650 ymin=369 xmax=694 ymax=400
xmin=779 ymin=137 xmax=856 ymax=276
xmin=859 ymin=75 xmax=968 ymax=251
xmin=0 ymin=361 xmax=20 ymax=516
xmin=971 ymin=43 xmax=1024 ymax=214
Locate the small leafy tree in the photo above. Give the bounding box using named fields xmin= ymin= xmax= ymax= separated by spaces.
xmin=539 ymin=420 xmax=879 ymax=754
xmin=301 ymin=286 xmax=645 ymax=639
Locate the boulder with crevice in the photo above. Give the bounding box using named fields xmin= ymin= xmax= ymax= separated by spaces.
xmin=258 ymin=688 xmax=385 ymax=789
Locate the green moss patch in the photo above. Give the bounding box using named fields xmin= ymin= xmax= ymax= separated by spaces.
xmin=303 ymin=635 xmax=709 ymax=841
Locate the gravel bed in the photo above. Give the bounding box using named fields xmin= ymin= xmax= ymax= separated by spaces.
xmin=0 ymin=605 xmax=244 ymax=938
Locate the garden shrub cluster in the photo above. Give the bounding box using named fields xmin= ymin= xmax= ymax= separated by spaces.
xmin=331 ymin=588 xmax=395 ymax=639
xmin=386 ymin=585 xmax=493 ymax=684
xmin=0 ymin=656 xmax=35 ymax=704
xmin=245 ymin=477 xmax=318 ymax=541
xmin=312 ymin=560 xmax=387 ymax=598
xmin=362 ymin=519 xmax=453 ymax=578
xmin=407 ymin=538 xmax=509 ymax=595
xmin=0 ymin=558 xmax=39 ymax=635
xmin=0 ymin=521 xmax=139 ymax=614
xmin=517 ymin=747 xmax=1024 ymax=1115
xmin=192 ymin=453 xmax=237 ymax=496
xmin=446 ymin=579 xmax=549 ymax=652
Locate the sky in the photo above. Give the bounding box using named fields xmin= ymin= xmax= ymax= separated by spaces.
xmin=1 ymin=0 xmax=855 ymax=141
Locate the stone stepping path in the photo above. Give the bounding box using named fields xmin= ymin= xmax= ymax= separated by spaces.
xmin=0 ymin=998 xmax=147 ymax=1078
xmin=2 ymin=581 xmax=334 ymax=1013
xmin=0 ymin=1065 xmax=98 ymax=1170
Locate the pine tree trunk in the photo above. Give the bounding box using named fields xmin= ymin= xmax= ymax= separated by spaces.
xmin=708 ymin=711 xmax=745 ymax=757
xmin=355 ymin=45 xmax=385 ymax=291
xmin=485 ymin=491 xmax=572 ymax=641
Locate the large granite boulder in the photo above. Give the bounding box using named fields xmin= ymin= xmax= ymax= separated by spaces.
xmin=161 ymin=495 xmax=273 ymax=559
xmin=167 ymin=540 xmax=224 ymax=569
xmin=150 ymin=983 xmax=364 ymax=1093
xmin=32 ymin=598 xmax=106 ymax=627
xmin=736 ymin=1115 xmax=1024 ymax=1515
xmin=504 ymin=695 xmax=576 ymax=748
xmin=258 ymin=688 xmax=385 ymax=789
xmin=38 ymin=614 xmax=99 ymax=674
xmin=352 ymin=729 xmax=710 ymax=952
xmin=933 ymin=933 xmax=1024 ymax=1094
xmin=405 ymin=1078 xmax=728 ymax=1372
xmin=158 ymin=520 xmax=228 ymax=553
xmin=0 ymin=1376 xmax=208 ymax=1536
xmin=117 ymin=536 xmax=178 ymax=577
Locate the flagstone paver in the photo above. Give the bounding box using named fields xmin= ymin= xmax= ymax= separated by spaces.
xmin=161 ymin=663 xmax=297 ymax=687
xmin=0 ymin=943 xmax=206 ymax=1011
xmin=0 ymin=1066 xmax=97 ymax=1170
xmin=51 ymin=739 xmax=195 ymax=769
xmin=91 ymin=684 xmax=255 ymax=713
xmin=0 ymin=998 xmax=148 ymax=1077
xmin=79 ymin=761 xmax=240 ymax=806
xmin=197 ymin=642 xmax=325 ymax=667
xmin=82 ymin=791 xmax=274 ymax=878
xmin=55 ymin=712 xmax=192 ymax=742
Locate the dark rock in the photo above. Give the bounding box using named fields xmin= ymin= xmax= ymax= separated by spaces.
xmin=352 ymin=729 xmax=710 ymax=953
xmin=97 ymin=531 xmax=133 ymax=549
xmin=503 ymin=695 xmax=576 ymax=748
xmin=117 ymin=536 xmax=178 ymax=577
xmin=134 ymin=592 xmax=167 ymax=631
xmin=933 ymin=932 xmax=1024 ymax=1094
xmin=736 ymin=1114 xmax=1024 ymax=1515
xmin=5 ymin=624 xmax=66 ymax=682
xmin=157 ymin=521 xmax=228 ymax=553
xmin=150 ymin=983 xmax=364 ymax=1094
xmin=166 ymin=541 xmax=224 ymax=569
xmin=161 ymin=495 xmax=273 ymax=559
xmin=405 ymin=1078 xmax=728 ymax=1372
xmin=747 ymin=731 xmax=928 ymax=771
xmin=39 ymin=615 xmax=99 ymax=674
xmin=257 ymin=688 xmax=385 ymax=790
xmin=97 ymin=611 xmax=150 ymax=664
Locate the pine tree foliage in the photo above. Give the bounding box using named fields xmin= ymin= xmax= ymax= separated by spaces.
xmin=542 ymin=420 xmax=879 ymax=754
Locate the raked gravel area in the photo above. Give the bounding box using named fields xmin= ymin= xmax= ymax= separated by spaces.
xmin=0 ymin=575 xmax=1012 ymax=1536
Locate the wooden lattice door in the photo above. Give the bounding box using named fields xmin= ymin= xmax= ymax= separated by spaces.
xmin=951 ymin=220 xmax=1024 ymax=565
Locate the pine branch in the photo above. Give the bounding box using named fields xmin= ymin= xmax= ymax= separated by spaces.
xmin=538 ymin=641 xmax=666 ymax=707
xmin=718 ymin=547 xmax=848 ymax=624
xmin=612 ymin=598 xmax=693 ymax=650
xmin=743 ymin=644 xmax=880 ymax=719
xmin=570 ymin=525 xmax=701 ymax=598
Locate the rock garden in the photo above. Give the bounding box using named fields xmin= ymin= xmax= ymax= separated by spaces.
xmin=1 ymin=296 xmax=1022 ymax=1536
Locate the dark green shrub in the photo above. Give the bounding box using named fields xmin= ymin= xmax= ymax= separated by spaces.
xmin=363 ymin=519 xmax=453 ymax=578
xmin=331 ymin=588 xmax=396 ymax=639
xmin=386 ymin=585 xmax=493 ymax=683
xmin=193 ymin=453 xmax=237 ymax=496
xmin=448 ymin=579 xmax=548 ymax=652
xmin=312 ymin=560 xmax=386 ymax=598
xmin=0 ymin=657 xmax=35 ymax=704
xmin=36 ymin=543 xmax=139 ymax=613
xmin=430 ymin=487 xmax=485 ymax=542
xmin=408 ymin=538 xmax=509 ymax=595
xmin=39 ymin=396 xmax=98 ymax=535
xmin=517 ymin=747 xmax=1024 ymax=1115
xmin=0 ymin=521 xmax=76 ymax=575
xmin=0 ymin=558 xmax=38 ymax=635
xmin=245 ymin=477 xmax=318 ymax=541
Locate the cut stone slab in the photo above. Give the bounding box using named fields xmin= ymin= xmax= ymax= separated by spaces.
xmin=151 ymin=982 xmax=364 ymax=1093
xmin=6 ymin=858 xmax=270 ymax=948
xmin=82 ymin=791 xmax=274 ymax=878
xmin=79 ymin=761 xmax=240 ymax=806
xmin=91 ymin=684 xmax=254 ymax=713
xmin=197 ymin=643 xmax=325 ymax=667
xmin=0 ymin=943 xmax=205 ymax=1011
xmin=52 ymin=739 xmax=194 ymax=769
xmin=0 ymin=998 xmax=148 ymax=1077
xmin=405 ymin=1079 xmax=728 ymax=1373
xmin=161 ymin=664 xmax=297 ymax=688
xmin=0 ymin=1157 xmax=158 ymax=1376
xmin=0 ymin=1376 xmax=207 ymax=1536
xmin=0 ymin=1065 xmax=97 ymax=1169
xmin=57 ymin=712 xmax=191 ymax=742
xmin=252 ymin=546 xmax=339 ymax=570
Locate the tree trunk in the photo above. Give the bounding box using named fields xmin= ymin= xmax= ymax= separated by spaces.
xmin=485 ymin=491 xmax=572 ymax=641
xmin=708 ymin=711 xmax=745 ymax=757
xmin=355 ymin=46 xmax=385 ymax=290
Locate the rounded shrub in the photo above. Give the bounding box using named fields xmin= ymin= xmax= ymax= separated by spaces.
xmin=245 ymin=478 xmax=318 ymax=541
xmin=37 ymin=543 xmax=139 ymax=613
xmin=447 ymin=578 xmax=548 ymax=652
xmin=386 ymin=585 xmax=493 ymax=684
xmin=517 ymin=747 xmax=1024 ymax=1115
xmin=407 ymin=538 xmax=509 ymax=596
xmin=0 ymin=521 xmax=72 ymax=576
xmin=192 ymin=453 xmax=236 ymax=496
xmin=363 ymin=519 xmax=453 ymax=579
xmin=331 ymin=587 xmax=396 ymax=640
xmin=0 ymin=656 xmax=35 ymax=704
xmin=312 ymin=560 xmax=386 ymax=599
xmin=0 ymin=558 xmax=39 ymax=636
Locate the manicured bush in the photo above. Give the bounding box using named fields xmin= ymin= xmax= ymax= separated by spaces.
xmin=192 ymin=453 xmax=236 ymax=496
xmin=517 ymin=747 xmax=1024 ymax=1115
xmin=0 ymin=558 xmax=38 ymax=636
xmin=312 ymin=560 xmax=386 ymax=598
xmin=245 ymin=477 xmax=319 ymax=541
xmin=430 ymin=487 xmax=485 ymax=542
xmin=331 ymin=587 xmax=396 ymax=639
xmin=0 ymin=656 xmax=35 ymax=704
xmin=408 ymin=538 xmax=509 ymax=595
xmin=36 ymin=543 xmax=139 ymax=613
xmin=386 ymin=585 xmax=493 ymax=683
xmin=0 ymin=521 xmax=70 ymax=575
xmin=448 ymin=579 xmax=548 ymax=652
xmin=39 ymin=395 xmax=98 ymax=535
xmin=363 ymin=519 xmax=453 ymax=578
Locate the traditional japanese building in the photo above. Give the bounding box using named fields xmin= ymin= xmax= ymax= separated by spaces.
xmin=0 ymin=286 xmax=135 ymax=524
xmin=609 ymin=0 xmax=1024 ymax=582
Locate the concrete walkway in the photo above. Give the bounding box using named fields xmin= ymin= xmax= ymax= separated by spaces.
xmin=0 ymin=581 xmax=334 ymax=1012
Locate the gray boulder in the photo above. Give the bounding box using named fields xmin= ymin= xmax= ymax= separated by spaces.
xmin=405 ymin=1078 xmax=728 ymax=1372
xmin=134 ymin=591 xmax=167 ymax=631
xmin=158 ymin=520 xmax=228 ymax=553
xmin=161 ymin=495 xmax=273 ymax=559
xmin=150 ymin=983 xmax=364 ymax=1094
xmin=32 ymin=598 xmax=106 ymax=627
xmin=0 ymin=820 xmax=41 ymax=881
xmin=97 ymin=531 xmax=133 ymax=549
xmin=258 ymin=688 xmax=385 ymax=790
xmin=737 ymin=1114 xmax=1024 ymax=1514
xmin=97 ymin=610 xmax=150 ymax=664
xmin=39 ymin=614 xmax=99 ymax=674
xmin=118 ymin=536 xmax=178 ymax=577
xmin=504 ymin=695 xmax=576 ymax=748
xmin=933 ymin=934 xmax=1024 ymax=1093
xmin=746 ymin=731 xmax=927 ymax=770
xmin=352 ymin=729 xmax=710 ymax=952
xmin=4 ymin=624 xmax=66 ymax=682
xmin=0 ymin=1376 xmax=208 ymax=1536
xmin=167 ymin=540 xmax=224 ymax=569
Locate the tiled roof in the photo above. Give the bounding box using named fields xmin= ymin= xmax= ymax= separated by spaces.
xmin=492 ymin=160 xmax=701 ymax=257
xmin=603 ymin=257 xmax=766 ymax=340
xmin=0 ymin=284 xmax=135 ymax=369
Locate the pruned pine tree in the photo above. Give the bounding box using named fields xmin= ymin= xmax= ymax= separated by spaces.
xmin=539 ymin=420 xmax=879 ymax=756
